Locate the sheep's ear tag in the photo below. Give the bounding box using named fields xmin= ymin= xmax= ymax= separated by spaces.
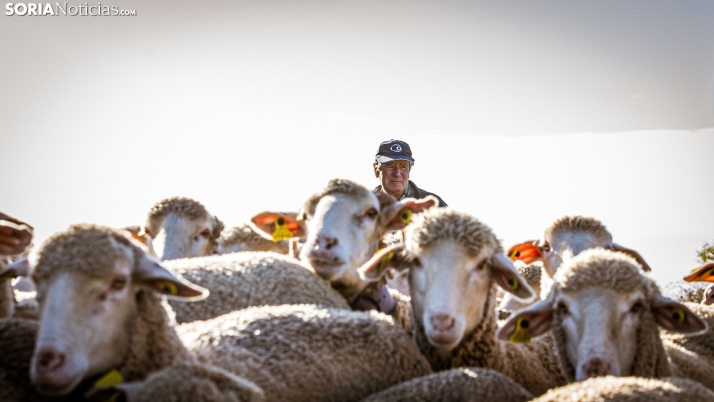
xmin=272 ymin=217 xmax=293 ymax=242
xmin=506 ymin=277 xmax=519 ymax=291
xmin=155 ymin=280 xmax=179 ymax=296
xmin=672 ymin=308 xmax=686 ymax=323
xmin=374 ymin=249 xmax=396 ymax=276
xmin=684 ymin=263 xmax=714 ymax=283
xmin=509 ymin=317 xmax=531 ymax=344
xmin=93 ymin=369 xmax=123 ymax=402
xmin=399 ymin=209 xmax=413 ymax=224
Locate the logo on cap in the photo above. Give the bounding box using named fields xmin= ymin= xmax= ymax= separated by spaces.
xmin=390 ymin=144 xmax=402 ymax=152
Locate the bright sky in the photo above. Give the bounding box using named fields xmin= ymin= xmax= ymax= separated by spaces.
xmin=2 ymin=1 xmax=713 ymax=287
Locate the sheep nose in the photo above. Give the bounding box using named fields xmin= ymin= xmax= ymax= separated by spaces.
xmin=36 ymin=348 xmax=66 ymax=373
xmin=315 ymin=234 xmax=339 ymax=250
xmin=581 ymin=358 xmax=611 ymax=378
xmin=430 ymin=314 xmax=455 ymax=332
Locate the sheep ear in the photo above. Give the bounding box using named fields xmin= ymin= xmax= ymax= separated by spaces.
xmin=611 ymin=244 xmax=651 ymax=272
xmin=357 ymin=244 xmax=408 ymax=282
xmin=380 ymin=196 xmax=438 ymax=230
xmin=490 ymin=253 xmax=536 ymax=302
xmin=506 ymin=240 xmax=541 ymax=264
xmin=683 ymin=262 xmax=714 ymax=283
xmin=0 ymin=219 xmax=33 ymax=255
xmin=651 ymin=294 xmax=707 ymax=334
xmin=250 ymin=212 xmax=306 ymax=241
xmin=0 ymin=256 xmax=32 ymax=283
xmin=134 ymin=255 xmax=209 ymax=300
xmin=496 ymin=298 xmax=554 ymax=343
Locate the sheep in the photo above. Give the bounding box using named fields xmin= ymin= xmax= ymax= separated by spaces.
xmin=497 ymin=249 xmax=711 ymax=390
xmin=163 ymin=252 xmax=349 ymax=323
xmin=21 ymin=223 xmax=431 ymax=401
xmin=143 ymin=196 xmax=224 ymax=260
xmin=218 ymin=223 xmax=291 ymax=255
xmin=0 ymin=256 xmax=39 ymax=320
xmin=250 ymin=178 xmax=437 ymax=331
xmin=177 ymin=304 xmax=434 ymax=402
xmin=703 ymin=284 xmax=714 ymax=305
xmin=535 ymin=216 xmax=651 ymax=298
xmin=531 ymin=376 xmax=714 ymax=402
xmin=0 ymin=215 xmax=34 ymax=319
xmin=500 ymin=216 xmax=651 ymax=313
xmin=357 ymin=207 xmax=565 ymax=397
xmin=24 ymin=223 xmax=216 ymax=398
xmin=360 ymin=367 xmax=534 ymax=402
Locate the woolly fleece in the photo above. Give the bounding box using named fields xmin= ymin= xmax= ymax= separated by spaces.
xmin=164 ymin=252 xmax=349 ymax=323
xmin=178 ymin=304 xmax=433 ymax=402
xmin=531 ymin=376 xmax=714 ymax=402
xmin=360 ymin=367 xmax=534 ymax=402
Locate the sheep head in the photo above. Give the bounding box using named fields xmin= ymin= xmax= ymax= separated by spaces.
xmin=251 ymin=178 xmax=436 ymax=301
xmin=144 ymin=196 xmax=223 ymax=260
xmin=360 ymin=208 xmax=535 ymax=351
xmin=29 ymin=224 xmax=207 ymax=397
xmin=497 ymin=249 xmax=705 ymax=382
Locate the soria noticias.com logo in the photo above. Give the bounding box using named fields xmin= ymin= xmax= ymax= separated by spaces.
xmin=5 ymin=3 xmax=136 ymax=16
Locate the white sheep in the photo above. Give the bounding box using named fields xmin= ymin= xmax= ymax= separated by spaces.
xmin=163 ymin=252 xmax=349 ymax=323
xmin=250 ymin=178 xmax=437 ymax=332
xmin=531 ymin=376 xmax=714 ymax=402
xmin=143 ymin=196 xmax=224 ymax=260
xmin=218 ymin=223 xmax=291 ymax=255
xmin=501 ymin=216 xmax=651 ymax=313
xmin=358 ymin=207 xmax=565 ymax=397
xmin=17 ymin=224 xmax=432 ymax=401
xmin=497 ymin=249 xmax=711 ymax=390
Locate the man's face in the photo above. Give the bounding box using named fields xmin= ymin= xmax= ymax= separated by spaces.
xmin=376 ymin=160 xmax=410 ymax=197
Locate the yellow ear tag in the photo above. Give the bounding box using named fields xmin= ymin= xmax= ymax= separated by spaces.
xmin=160 ymin=281 xmax=179 ymax=296
xmin=672 ymin=308 xmax=685 ymax=323
xmin=93 ymin=369 xmax=124 ymax=402
xmin=507 ymin=277 xmax=520 ymax=291
xmin=272 ymin=217 xmax=293 ymax=242
xmin=378 ymin=252 xmax=396 ymax=275
xmin=509 ymin=318 xmax=531 ymax=344
xmin=400 ymin=209 xmax=413 ymax=224
xmin=0 ymin=271 xmax=14 ymax=283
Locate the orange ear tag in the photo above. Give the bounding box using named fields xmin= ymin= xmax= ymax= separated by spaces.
xmin=272 ymin=217 xmax=293 ymax=242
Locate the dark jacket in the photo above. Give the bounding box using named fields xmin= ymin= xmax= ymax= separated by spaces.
xmin=374 ymin=180 xmax=447 ymax=207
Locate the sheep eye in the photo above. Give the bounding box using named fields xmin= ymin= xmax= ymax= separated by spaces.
xmin=199 ymin=229 xmax=211 ymax=238
xmin=110 ymin=277 xmax=127 ymax=290
xmin=474 ymin=260 xmax=487 ymax=271
xmin=365 ymin=208 xmax=378 ymax=220
xmin=541 ymin=243 xmax=552 ymax=253
xmin=557 ymin=301 xmax=569 ymax=315
xmin=630 ymin=301 xmax=643 ymax=314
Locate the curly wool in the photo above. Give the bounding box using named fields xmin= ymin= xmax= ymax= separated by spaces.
xmin=300 ymin=178 xmax=376 ymax=219
xmin=550 ymin=249 xmax=671 ymax=382
xmin=413 ymin=283 xmax=566 ymax=396
xmin=179 ymin=304 xmax=433 ymax=402
xmin=164 ymin=252 xmax=349 ymax=323
xmin=404 ymin=208 xmax=502 ymax=257
xmin=545 ymin=215 xmax=612 ymax=245
xmin=220 ymin=224 xmax=290 ymax=254
xmin=531 ymin=376 xmax=714 ymax=402
xmin=361 ymin=367 xmax=533 ymax=402
xmin=148 ymin=196 xmax=210 ymax=221
xmin=106 ymin=362 xmax=265 ymax=402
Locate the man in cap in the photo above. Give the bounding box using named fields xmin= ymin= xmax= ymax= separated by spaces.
xmin=373 ymin=139 xmax=447 ymax=207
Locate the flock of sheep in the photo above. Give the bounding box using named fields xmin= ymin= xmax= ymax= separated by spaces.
xmin=1 ymin=177 xmax=714 ymax=401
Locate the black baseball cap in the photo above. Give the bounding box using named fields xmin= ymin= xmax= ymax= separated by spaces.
xmin=375 ymin=139 xmax=414 ymax=163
